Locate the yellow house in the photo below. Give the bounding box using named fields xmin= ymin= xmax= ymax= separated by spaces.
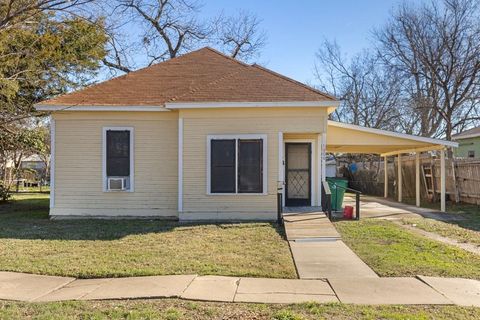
xmin=36 ymin=47 xmax=456 ymax=220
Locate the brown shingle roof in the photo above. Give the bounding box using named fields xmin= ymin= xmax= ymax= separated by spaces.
xmin=38 ymin=47 xmax=336 ymax=107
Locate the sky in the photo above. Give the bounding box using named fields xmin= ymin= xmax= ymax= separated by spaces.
xmin=201 ymin=0 xmax=405 ymax=84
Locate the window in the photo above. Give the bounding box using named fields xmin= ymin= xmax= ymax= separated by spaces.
xmin=468 ymin=150 xmax=475 ymax=158
xmin=103 ymin=127 xmax=134 ymax=191
xmin=208 ymin=135 xmax=267 ymax=194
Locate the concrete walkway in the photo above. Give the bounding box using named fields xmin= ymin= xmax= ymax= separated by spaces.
xmin=0 ymin=272 xmax=478 ymax=306
xmin=343 ymin=195 xmax=479 ymax=255
xmin=283 ymin=211 xmax=378 ymax=279
xmin=343 ymin=195 xmax=465 ymax=221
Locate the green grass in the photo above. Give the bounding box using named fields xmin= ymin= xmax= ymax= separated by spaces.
xmin=400 ymin=198 xmax=480 ymax=247
xmin=402 ymin=198 xmax=480 ymax=232
xmin=0 ymin=193 xmax=296 ymax=279
xmin=335 ymin=219 xmax=480 ymax=279
xmin=0 ymin=299 xmax=478 ymax=320
xmin=401 ymin=218 xmax=480 ymax=246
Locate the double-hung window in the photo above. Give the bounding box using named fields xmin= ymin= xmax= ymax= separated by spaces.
xmin=208 ymin=134 xmax=267 ymax=194
xmin=103 ymin=127 xmax=134 ymax=192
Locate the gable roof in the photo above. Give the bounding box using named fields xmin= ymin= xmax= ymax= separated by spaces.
xmin=452 ymin=126 xmax=480 ymax=140
xmin=36 ymin=47 xmax=337 ymax=109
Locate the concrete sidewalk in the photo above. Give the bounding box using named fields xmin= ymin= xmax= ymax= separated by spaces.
xmin=283 ymin=211 xmax=378 ymax=279
xmin=343 ymin=195 xmax=466 ymax=221
xmin=0 ymin=272 xmax=479 ymax=306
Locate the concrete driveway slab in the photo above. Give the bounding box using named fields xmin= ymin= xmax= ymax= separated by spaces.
xmin=289 ymin=240 xmax=378 ymax=279
xmin=329 ymin=277 xmax=453 ymax=305
xmin=234 ymin=278 xmax=338 ymax=304
xmin=181 ymin=276 xmax=239 ymax=302
xmin=418 ymin=276 xmax=480 ymax=307
xmin=0 ymin=271 xmax=74 ymax=302
xmin=34 ymin=279 xmax=110 ymax=302
xmin=81 ymin=275 xmax=196 ymax=300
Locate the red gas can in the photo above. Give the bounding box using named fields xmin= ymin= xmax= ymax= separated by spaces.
xmin=343 ymin=206 xmax=354 ymax=219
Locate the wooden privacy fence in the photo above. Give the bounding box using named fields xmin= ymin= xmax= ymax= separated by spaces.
xmin=349 ymin=156 xmax=480 ymax=205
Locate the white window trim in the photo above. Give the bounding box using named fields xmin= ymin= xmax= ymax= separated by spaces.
xmin=102 ymin=127 xmax=135 ymax=192
xmin=207 ymin=134 xmax=268 ymax=196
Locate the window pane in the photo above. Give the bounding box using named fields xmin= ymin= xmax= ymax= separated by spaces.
xmin=211 ymin=139 xmax=236 ymax=193
xmin=238 ymin=139 xmax=263 ymax=193
xmin=106 ymin=130 xmax=130 ymax=176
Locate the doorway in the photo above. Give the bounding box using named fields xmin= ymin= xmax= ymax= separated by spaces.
xmin=285 ymin=143 xmax=311 ymax=206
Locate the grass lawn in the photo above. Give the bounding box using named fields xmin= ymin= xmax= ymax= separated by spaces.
xmin=400 ymin=217 xmax=480 ymax=246
xmin=402 ymin=198 xmax=480 ymax=232
xmin=335 ymin=219 xmax=480 ymax=279
xmin=0 ymin=299 xmax=479 ymax=320
xmin=399 ymin=198 xmax=480 ymax=247
xmin=0 ymin=193 xmax=296 ymax=279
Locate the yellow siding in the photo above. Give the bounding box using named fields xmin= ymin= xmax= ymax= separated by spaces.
xmin=180 ymin=107 xmax=327 ymax=219
xmin=51 ymin=111 xmax=178 ymax=217
xmin=327 ymin=125 xmax=433 ymax=154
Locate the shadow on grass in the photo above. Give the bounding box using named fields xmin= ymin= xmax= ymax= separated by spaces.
xmin=0 ymin=195 xmax=286 ymax=241
xmin=396 ymin=197 xmax=480 ymax=233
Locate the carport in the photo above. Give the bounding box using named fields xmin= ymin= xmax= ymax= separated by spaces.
xmin=326 ymin=121 xmax=458 ymax=212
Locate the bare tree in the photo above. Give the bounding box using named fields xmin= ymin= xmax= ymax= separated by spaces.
xmin=314 ymin=40 xmax=403 ymax=131
xmin=213 ymin=10 xmax=266 ymax=60
xmin=375 ymin=0 xmax=480 ymax=140
xmin=101 ymin=0 xmax=267 ymax=73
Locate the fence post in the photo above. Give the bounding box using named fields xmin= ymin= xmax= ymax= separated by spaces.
xmin=355 ymin=192 xmax=360 ymax=220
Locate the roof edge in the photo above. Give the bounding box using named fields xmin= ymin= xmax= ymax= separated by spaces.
xmin=35 ymin=105 xmax=170 ymax=112
xmin=328 ymin=121 xmax=458 ymax=148
xmin=452 ymin=132 xmax=480 ymax=140
xmin=165 ymin=101 xmax=340 ymax=110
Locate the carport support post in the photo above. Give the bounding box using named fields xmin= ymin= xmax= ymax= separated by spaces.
xmin=440 ymin=149 xmax=446 ymax=212
xmin=415 ymin=152 xmax=420 ymax=207
xmin=397 ymin=154 xmax=402 ymax=203
xmin=384 ymin=156 xmax=388 ymax=198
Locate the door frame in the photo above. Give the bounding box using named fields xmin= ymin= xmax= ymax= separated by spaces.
xmin=283 ymin=140 xmax=315 ymax=207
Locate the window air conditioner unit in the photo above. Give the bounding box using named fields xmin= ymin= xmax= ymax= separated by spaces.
xmin=108 ymin=177 xmax=127 ymax=191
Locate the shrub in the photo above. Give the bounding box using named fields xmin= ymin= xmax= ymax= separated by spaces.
xmin=0 ymin=182 xmax=11 ymax=202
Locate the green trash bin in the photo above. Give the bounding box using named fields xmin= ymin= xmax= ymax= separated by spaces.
xmin=326 ymin=177 xmax=349 ymax=211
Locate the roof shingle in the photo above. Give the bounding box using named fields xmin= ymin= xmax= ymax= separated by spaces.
xmin=38 ymin=47 xmax=336 ymax=106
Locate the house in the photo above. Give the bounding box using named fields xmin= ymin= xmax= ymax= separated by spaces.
xmin=35 ymin=47 xmax=457 ymax=219
xmin=452 ymin=126 xmax=480 ymax=158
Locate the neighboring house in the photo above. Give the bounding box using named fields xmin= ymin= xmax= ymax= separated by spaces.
xmin=452 ymin=127 xmax=480 ymax=158
xmin=35 ymin=47 xmax=456 ymax=220
xmin=5 ymin=154 xmax=46 ymax=170
xmin=20 ymin=154 xmax=47 ymax=171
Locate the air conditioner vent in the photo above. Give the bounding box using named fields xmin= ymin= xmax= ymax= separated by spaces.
xmin=108 ymin=177 xmax=127 ymax=191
